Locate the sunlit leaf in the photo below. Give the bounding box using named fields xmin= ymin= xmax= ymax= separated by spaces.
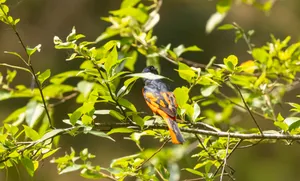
xmin=23 ymin=125 xmax=40 ymax=141
xmin=126 ymin=72 xmax=171 ymax=81
xmin=88 ymin=130 xmax=115 ymax=142
xmin=38 ymin=69 xmax=51 ymax=85
xmin=206 ymin=12 xmax=227 ymax=34
xmin=107 ymin=128 xmax=135 ymax=135
xmin=174 ymin=86 xmax=189 ymax=107
xmin=218 ymin=24 xmax=235 ymax=30
xmin=216 ymin=0 xmax=232 ymax=13
xmin=173 ymin=45 xmax=202 ymax=57
xmin=177 ymin=62 xmax=195 ymax=83
xmin=60 ymin=164 xmax=81 ymax=174
xmin=110 ymin=7 xmax=148 ymax=23
xmin=284 ymin=117 xmax=300 ymax=131
xmin=25 ymin=101 xmax=44 ymax=127
xmin=201 ymin=85 xmax=218 ymax=97
xmin=21 ymin=157 xmax=35 ymax=177
xmin=26 ymin=44 xmax=42 ymax=56
xmin=121 ymin=0 xmax=140 ymax=8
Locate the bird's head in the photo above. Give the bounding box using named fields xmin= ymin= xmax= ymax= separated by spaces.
xmin=142 ymin=66 xmax=159 ymax=75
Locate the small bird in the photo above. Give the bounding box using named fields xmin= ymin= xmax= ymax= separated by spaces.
xmin=142 ymin=66 xmax=185 ymax=144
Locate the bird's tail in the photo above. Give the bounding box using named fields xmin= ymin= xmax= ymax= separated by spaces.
xmin=165 ymin=117 xmax=185 ymax=144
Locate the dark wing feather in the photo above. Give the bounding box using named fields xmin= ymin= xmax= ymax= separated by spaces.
xmin=143 ymin=88 xmax=177 ymax=118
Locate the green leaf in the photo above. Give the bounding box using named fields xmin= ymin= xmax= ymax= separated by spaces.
xmin=223 ymin=55 xmax=238 ymax=71
xmin=107 ymin=128 xmax=135 ymax=135
xmin=69 ymin=110 xmax=82 ymax=125
xmin=288 ymin=102 xmax=300 ymax=112
xmin=0 ymin=63 xmax=31 ymax=75
xmin=184 ymin=168 xmax=203 ymax=177
xmin=118 ymin=98 xmax=136 ymax=112
xmin=117 ymin=76 xmax=139 ymax=97
xmin=201 ymin=85 xmax=218 ymax=97
xmin=77 ymin=81 xmax=94 ymax=98
xmin=133 ymin=114 xmax=144 ymax=128
xmin=4 ymin=51 xmax=26 ymax=62
xmin=95 ymin=28 xmax=120 ymax=42
xmin=274 ymin=121 xmax=288 ymax=131
xmin=173 ymin=86 xmax=189 ymax=107
xmin=177 ymin=62 xmax=196 ymax=83
xmin=50 ymin=71 xmax=80 ymax=84
xmin=6 ymin=69 xmax=17 ymax=83
xmin=88 ymin=131 xmax=115 ymax=142
xmin=110 ymin=7 xmax=148 ymax=23
xmin=81 ymin=169 xmax=105 ymax=179
xmin=173 ymin=45 xmax=202 ymax=57
xmin=121 ymin=0 xmax=140 ymax=8
xmin=277 ymin=113 xmax=284 ymax=122
xmin=218 ymin=24 xmax=235 ymax=30
xmin=23 ymin=125 xmax=40 ymax=141
xmin=81 ymin=115 xmax=93 ymax=126
xmin=104 ymin=46 xmax=118 ymax=74
xmin=254 ymin=71 xmax=266 ymax=88
xmin=206 ymin=12 xmax=227 ymax=34
xmin=26 ymin=44 xmax=42 ymax=57
xmin=125 ymin=72 xmax=171 ymax=81
xmin=60 ymin=164 xmax=81 ymax=174
xmin=26 ymin=101 xmax=45 ymax=127
xmin=21 ymin=157 xmax=35 ymax=177
xmin=124 ymin=51 xmax=138 ymax=71
xmin=42 ymin=148 xmax=60 ymax=160
xmin=38 ymin=69 xmax=51 ymax=85
xmin=284 ymin=117 xmax=300 ymax=131
xmin=192 ymin=103 xmax=201 ymax=122
xmin=252 ymin=48 xmax=269 ymax=63
xmin=216 ymin=0 xmax=232 ymax=13
xmin=109 ymin=110 xmax=125 ymax=120
xmin=3 ymin=106 xmax=26 ymax=123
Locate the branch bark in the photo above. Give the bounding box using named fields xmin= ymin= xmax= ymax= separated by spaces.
xmin=93 ymin=122 xmax=300 ymax=141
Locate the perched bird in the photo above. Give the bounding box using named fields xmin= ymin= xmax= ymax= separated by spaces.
xmin=142 ymin=66 xmax=185 ymax=144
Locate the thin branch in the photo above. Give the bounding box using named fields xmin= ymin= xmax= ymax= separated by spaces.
xmin=49 ymin=92 xmax=78 ymax=108
xmin=233 ymin=84 xmax=263 ymax=135
xmin=136 ymin=138 xmax=170 ymax=170
xmin=91 ymin=61 xmax=135 ymax=125
xmin=100 ymin=172 xmax=117 ymax=181
xmin=0 ymin=5 xmax=54 ymax=128
xmin=232 ymin=22 xmax=253 ymax=52
xmin=220 ymin=135 xmax=230 ymax=181
xmin=93 ymin=122 xmax=300 ymax=140
xmin=29 ymin=65 xmax=54 ymax=128
xmin=214 ymin=139 xmax=243 ymax=178
xmin=217 ymin=91 xmax=274 ymax=121
xmin=237 ymin=139 xmax=263 ymax=149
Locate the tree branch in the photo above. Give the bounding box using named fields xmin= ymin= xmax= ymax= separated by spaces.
xmin=93 ymin=122 xmax=300 ymax=140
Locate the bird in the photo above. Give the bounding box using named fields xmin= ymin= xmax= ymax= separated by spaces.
xmin=142 ymin=66 xmax=185 ymax=144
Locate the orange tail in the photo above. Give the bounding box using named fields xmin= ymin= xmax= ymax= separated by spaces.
xmin=165 ymin=117 xmax=185 ymax=144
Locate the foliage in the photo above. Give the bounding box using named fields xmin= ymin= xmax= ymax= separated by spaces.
xmin=0 ymin=0 xmax=300 ymax=180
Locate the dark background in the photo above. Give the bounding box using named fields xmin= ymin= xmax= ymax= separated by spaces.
xmin=1 ymin=0 xmax=300 ymax=180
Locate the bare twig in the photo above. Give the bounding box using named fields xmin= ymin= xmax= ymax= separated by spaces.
xmin=49 ymin=92 xmax=78 ymax=107
xmin=214 ymin=139 xmax=243 ymax=178
xmin=92 ymin=122 xmax=300 ymax=140
xmin=136 ymin=138 xmax=170 ymax=170
xmin=217 ymin=91 xmax=274 ymax=121
xmin=233 ymin=84 xmax=263 ymax=135
xmin=220 ymin=135 xmax=230 ymax=181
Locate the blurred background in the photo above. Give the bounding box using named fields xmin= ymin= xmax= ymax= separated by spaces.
xmin=1 ymin=0 xmax=300 ymax=180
